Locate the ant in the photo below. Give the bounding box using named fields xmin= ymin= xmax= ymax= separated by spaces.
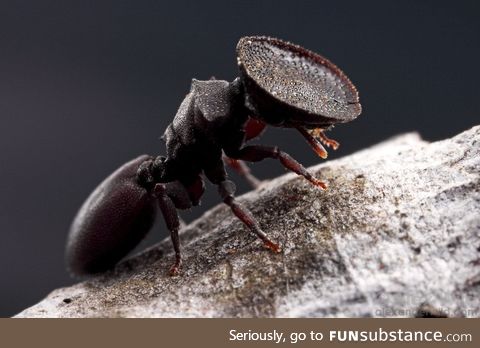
xmin=66 ymin=36 xmax=361 ymax=276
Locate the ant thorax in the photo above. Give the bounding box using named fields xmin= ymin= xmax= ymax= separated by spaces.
xmin=160 ymin=78 xmax=249 ymax=181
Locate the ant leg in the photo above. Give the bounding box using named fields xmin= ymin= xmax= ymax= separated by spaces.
xmin=221 ymin=117 xmax=266 ymax=189
xmin=204 ymin=160 xmax=280 ymax=252
xmin=229 ymin=145 xmax=327 ymax=190
xmin=223 ymin=155 xmax=262 ymax=189
xmin=154 ymin=183 xmax=182 ymax=276
xmin=165 ymin=180 xmax=195 ymax=230
xmin=185 ymin=175 xmax=205 ymax=206
xmin=218 ymin=180 xmax=281 ymax=252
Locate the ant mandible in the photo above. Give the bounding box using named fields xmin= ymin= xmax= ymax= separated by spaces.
xmin=66 ymin=36 xmax=361 ymax=276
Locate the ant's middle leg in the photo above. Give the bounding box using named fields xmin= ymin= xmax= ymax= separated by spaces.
xmin=204 ymin=161 xmax=281 ymax=252
xmin=222 ymin=155 xmax=262 ymax=189
xmin=227 ymin=145 xmax=327 ymax=190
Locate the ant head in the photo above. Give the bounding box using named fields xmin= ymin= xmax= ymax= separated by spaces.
xmin=236 ymin=36 xmax=362 ymax=129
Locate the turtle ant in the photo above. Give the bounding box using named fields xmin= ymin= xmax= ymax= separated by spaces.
xmin=66 ymin=36 xmax=361 ymax=276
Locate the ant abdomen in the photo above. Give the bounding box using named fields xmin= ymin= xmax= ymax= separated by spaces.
xmin=66 ymin=155 xmax=157 ymax=276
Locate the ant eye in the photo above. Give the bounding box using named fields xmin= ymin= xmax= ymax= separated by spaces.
xmin=236 ymin=36 xmax=361 ymax=127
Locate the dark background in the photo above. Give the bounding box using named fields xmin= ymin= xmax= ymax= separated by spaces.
xmin=0 ymin=0 xmax=478 ymax=317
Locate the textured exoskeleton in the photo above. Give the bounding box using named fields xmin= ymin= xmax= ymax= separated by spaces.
xmin=66 ymin=36 xmax=361 ymax=276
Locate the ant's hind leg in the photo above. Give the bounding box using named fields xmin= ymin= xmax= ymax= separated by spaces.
xmin=218 ymin=180 xmax=281 ymax=253
xmin=154 ymin=183 xmax=182 ymax=276
xmin=229 ymin=145 xmax=327 ymax=190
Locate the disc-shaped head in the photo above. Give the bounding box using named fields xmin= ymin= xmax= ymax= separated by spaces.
xmin=236 ymin=36 xmax=361 ymax=128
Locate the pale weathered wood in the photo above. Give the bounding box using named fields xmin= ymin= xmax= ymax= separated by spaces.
xmin=17 ymin=126 xmax=480 ymax=318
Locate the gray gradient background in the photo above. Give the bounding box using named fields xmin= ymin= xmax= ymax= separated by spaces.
xmin=0 ymin=0 xmax=479 ymax=317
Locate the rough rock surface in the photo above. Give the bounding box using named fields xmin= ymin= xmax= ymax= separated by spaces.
xmin=17 ymin=126 xmax=480 ymax=318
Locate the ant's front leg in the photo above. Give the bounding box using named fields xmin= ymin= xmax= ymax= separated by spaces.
xmin=154 ymin=183 xmax=182 ymax=276
xmin=227 ymin=145 xmax=327 ymax=190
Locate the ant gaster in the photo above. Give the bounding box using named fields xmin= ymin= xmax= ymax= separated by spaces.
xmin=66 ymin=36 xmax=361 ymax=276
